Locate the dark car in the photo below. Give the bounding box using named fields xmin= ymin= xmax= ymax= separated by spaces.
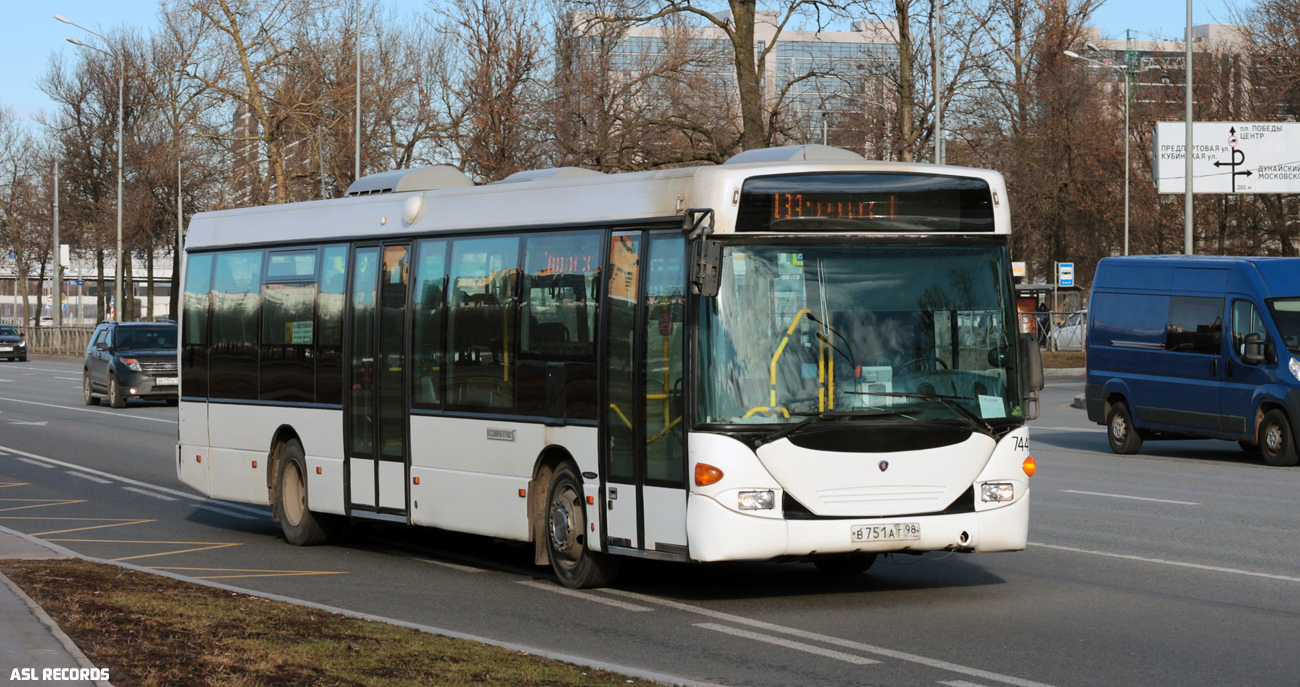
xmin=83 ymin=321 xmax=179 ymax=408
xmin=0 ymin=324 xmax=27 ymax=362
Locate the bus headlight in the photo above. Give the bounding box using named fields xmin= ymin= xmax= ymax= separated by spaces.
xmin=738 ymin=490 xmax=775 ymax=510
xmin=1290 ymin=357 xmax=1300 ymax=382
xmin=981 ymin=483 xmax=1015 ymax=502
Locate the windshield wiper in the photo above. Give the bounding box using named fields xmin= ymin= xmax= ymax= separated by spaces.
xmin=755 ymin=408 xmax=918 ymax=448
xmin=852 ymin=392 xmax=997 ymax=439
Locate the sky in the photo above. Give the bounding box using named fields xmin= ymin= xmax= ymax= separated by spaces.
xmin=0 ymin=0 xmax=1238 ymax=127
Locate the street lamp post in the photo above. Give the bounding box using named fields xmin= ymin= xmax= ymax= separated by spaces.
xmin=1065 ymin=48 xmax=1131 ymax=256
xmin=58 ymin=14 xmax=124 ymax=322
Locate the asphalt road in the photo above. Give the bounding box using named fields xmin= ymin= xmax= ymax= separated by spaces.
xmin=2 ymin=357 xmax=1298 ymax=687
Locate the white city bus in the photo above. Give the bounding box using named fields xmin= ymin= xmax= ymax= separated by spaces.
xmin=177 ymin=145 xmax=1042 ymax=588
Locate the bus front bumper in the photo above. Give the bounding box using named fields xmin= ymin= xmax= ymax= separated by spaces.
xmin=685 ymin=491 xmax=1030 ymax=562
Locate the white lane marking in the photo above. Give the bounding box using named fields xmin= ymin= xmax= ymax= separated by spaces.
xmin=0 ymin=379 xmax=12 ymax=382
xmin=941 ymin=681 xmax=992 ymax=687
xmin=123 ymin=486 xmax=178 ymax=502
xmin=9 ymin=367 xmax=79 ymax=374
xmin=0 ymin=443 xmax=268 ymax=516
xmin=1029 ymin=543 xmax=1300 ymax=583
xmin=1030 ymin=425 xmax=1105 ymax=433
xmin=0 ymin=396 xmax=176 ymax=424
xmin=15 ymin=457 xmax=55 ymax=469
xmin=55 ymin=377 xmax=81 ymax=381
xmin=415 ymin=557 xmax=485 ymax=574
xmin=192 ymin=504 xmax=260 ymax=521
xmin=518 ymin=580 xmax=653 ymax=612
xmin=1059 ymin=490 xmax=1199 ymax=506
xmin=7 ymin=421 xmax=48 ymax=426
xmin=695 ymin=623 xmax=880 ymax=665
xmin=65 ymin=471 xmax=112 ymax=484
xmin=602 ymin=590 xmax=1056 ymax=687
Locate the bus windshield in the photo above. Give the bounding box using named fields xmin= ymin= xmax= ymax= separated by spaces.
xmin=697 ymin=243 xmax=1020 ymax=425
xmin=1267 ymin=298 xmax=1300 ymax=353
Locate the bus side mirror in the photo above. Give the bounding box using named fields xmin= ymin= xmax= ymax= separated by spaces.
xmin=1242 ymin=333 xmax=1265 ymax=365
xmin=691 ymin=240 xmax=723 ymax=298
xmin=1019 ymin=333 xmax=1043 ymax=420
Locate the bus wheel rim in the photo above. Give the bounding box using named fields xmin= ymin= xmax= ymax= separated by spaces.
xmin=283 ymin=461 xmax=305 ymax=527
xmin=548 ymin=486 xmax=581 ymax=562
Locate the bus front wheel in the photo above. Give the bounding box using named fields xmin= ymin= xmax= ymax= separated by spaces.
xmin=275 ymin=440 xmax=337 ymax=546
xmin=546 ymin=462 xmax=620 ymax=589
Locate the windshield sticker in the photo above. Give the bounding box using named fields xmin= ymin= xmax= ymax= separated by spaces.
xmin=732 ymin=252 xmax=746 ymax=286
xmin=978 ymin=395 xmax=1006 ymax=418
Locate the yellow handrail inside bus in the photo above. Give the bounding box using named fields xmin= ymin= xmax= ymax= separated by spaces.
xmin=743 ymin=406 xmax=790 ymax=418
xmin=609 ymin=403 xmax=632 ymax=429
xmin=770 ymin=309 xmax=811 ymax=407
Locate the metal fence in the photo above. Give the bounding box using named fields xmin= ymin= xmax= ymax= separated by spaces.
xmin=1019 ymin=311 xmax=1087 ymax=351
xmin=5 ymin=326 xmax=96 ymax=356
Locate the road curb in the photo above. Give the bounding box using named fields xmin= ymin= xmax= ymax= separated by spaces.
xmin=0 ymin=525 xmax=720 ymax=687
xmin=1044 ymin=367 xmax=1085 ymax=377
xmin=0 ymin=571 xmax=113 ymax=687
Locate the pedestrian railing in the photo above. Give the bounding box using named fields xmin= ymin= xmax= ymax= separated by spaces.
xmin=8 ymin=326 xmax=96 ymax=356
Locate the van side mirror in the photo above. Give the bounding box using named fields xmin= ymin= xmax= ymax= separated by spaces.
xmin=1019 ymin=333 xmax=1044 ymax=420
xmin=95 ymin=341 xmax=109 ymax=351
xmin=1242 ymin=333 xmax=1265 ymax=365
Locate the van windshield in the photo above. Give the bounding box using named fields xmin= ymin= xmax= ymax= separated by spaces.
xmin=1267 ymin=299 xmax=1300 ymax=353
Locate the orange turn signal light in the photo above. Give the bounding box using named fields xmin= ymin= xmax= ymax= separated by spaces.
xmin=586 ymin=496 xmax=594 ymax=505
xmin=413 ymin=476 xmax=420 ymax=485
xmin=1023 ymin=456 xmax=1036 ymax=477
xmin=694 ymin=463 xmax=724 ymax=486
xmin=316 ymin=467 xmax=322 ymax=475
xmin=251 ymin=460 xmax=258 ymax=468
xmin=519 ymin=488 xmax=527 ymax=497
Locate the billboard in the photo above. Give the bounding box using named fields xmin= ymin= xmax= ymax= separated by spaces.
xmin=1154 ymin=122 xmax=1300 ymax=194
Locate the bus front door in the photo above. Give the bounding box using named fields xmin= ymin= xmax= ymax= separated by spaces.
xmin=601 ymin=231 xmax=688 ymax=557
xmin=346 ymin=243 xmax=412 ymax=517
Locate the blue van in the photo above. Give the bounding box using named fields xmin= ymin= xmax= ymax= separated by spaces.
xmin=1085 ymin=256 xmax=1300 ymax=466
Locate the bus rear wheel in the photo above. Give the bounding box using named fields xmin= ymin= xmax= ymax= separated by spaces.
xmin=275 ymin=440 xmax=337 ymax=546
xmin=1259 ymin=409 xmax=1299 ymax=467
xmin=546 ymin=462 xmax=619 ymax=589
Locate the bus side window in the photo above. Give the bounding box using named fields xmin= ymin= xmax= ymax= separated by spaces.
xmin=411 ymin=239 xmax=448 ymax=409
xmin=316 ymin=245 xmax=349 ymax=406
xmin=210 ymin=250 xmax=264 ymax=400
xmin=517 ymin=229 xmax=602 ymax=419
xmin=447 ymin=236 xmax=519 ymax=410
xmin=181 ymin=254 xmax=213 ymax=399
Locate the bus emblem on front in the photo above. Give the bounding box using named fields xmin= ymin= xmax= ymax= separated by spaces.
xmin=879 ymin=460 xmax=889 ymax=472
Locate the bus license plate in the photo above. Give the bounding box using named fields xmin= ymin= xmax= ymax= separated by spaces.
xmin=851 ymin=523 xmax=920 ymax=542
xmin=156 ymin=377 xmax=178 ymax=386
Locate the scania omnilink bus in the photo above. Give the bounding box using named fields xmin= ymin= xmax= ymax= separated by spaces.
xmin=178 ymin=145 xmax=1042 ymax=588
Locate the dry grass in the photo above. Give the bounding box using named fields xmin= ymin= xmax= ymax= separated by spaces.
xmin=1 ymin=559 xmax=659 ymax=687
xmin=1041 ymin=351 xmax=1085 ymax=369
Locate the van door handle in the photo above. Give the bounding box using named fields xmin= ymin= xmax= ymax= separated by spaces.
xmin=1226 ymin=359 xmax=1234 ymax=377
xmin=1210 ymin=359 xmax=1218 ymax=377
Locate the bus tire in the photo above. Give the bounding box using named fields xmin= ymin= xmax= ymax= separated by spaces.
xmin=1106 ymin=401 xmax=1142 ymax=455
xmin=275 ymin=440 xmax=337 ymax=546
xmin=546 ymin=462 xmax=619 ymax=589
xmin=814 ymin=553 xmax=878 ymax=576
xmin=1259 ymin=409 xmax=1298 ymax=467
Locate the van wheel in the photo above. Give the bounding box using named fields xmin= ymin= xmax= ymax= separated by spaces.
xmin=546 ymin=462 xmax=620 ymax=589
xmin=1107 ymin=401 xmax=1143 ymax=455
xmin=275 ymin=440 xmax=338 ymax=545
xmin=1258 ymin=409 xmax=1299 ymax=467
